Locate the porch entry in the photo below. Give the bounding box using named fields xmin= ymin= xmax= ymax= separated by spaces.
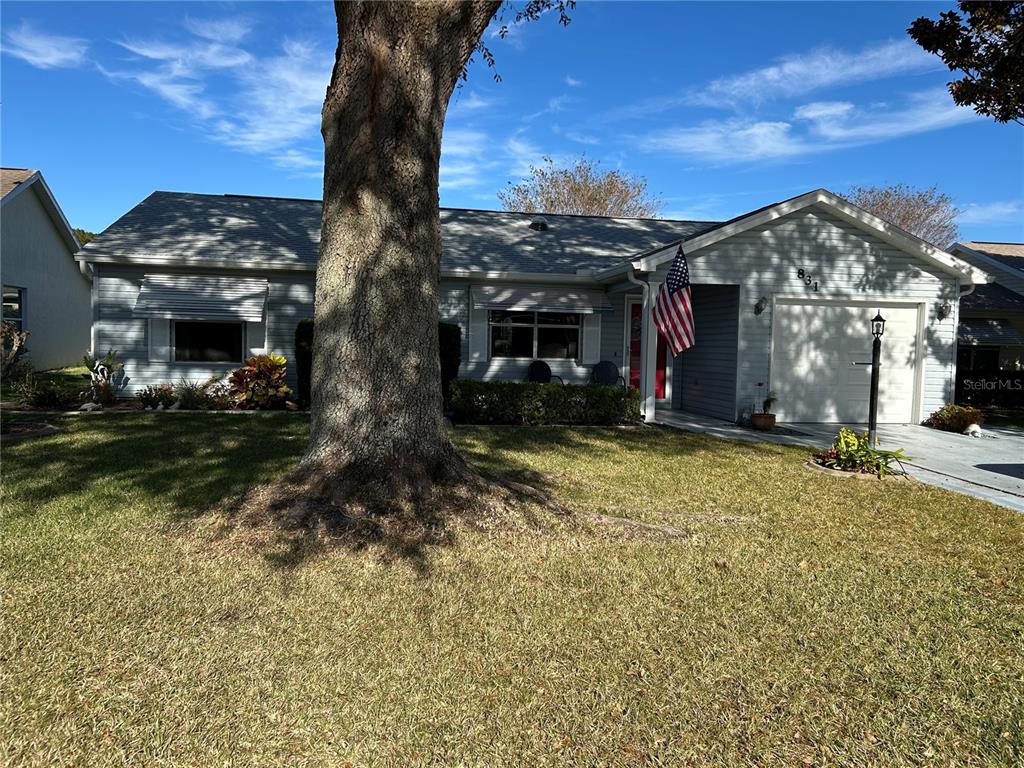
xmin=626 ymin=299 xmax=668 ymax=400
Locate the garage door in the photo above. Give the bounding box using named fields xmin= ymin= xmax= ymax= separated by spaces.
xmin=771 ymin=301 xmax=920 ymax=423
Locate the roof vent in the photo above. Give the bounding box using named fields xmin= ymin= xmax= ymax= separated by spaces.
xmin=529 ymin=216 xmax=549 ymax=232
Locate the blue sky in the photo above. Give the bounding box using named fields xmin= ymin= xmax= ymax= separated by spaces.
xmin=3 ymin=1 xmax=1022 ymax=242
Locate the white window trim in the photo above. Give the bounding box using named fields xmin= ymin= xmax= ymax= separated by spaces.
xmin=487 ymin=310 xmax=582 ymax=361
xmin=2 ymin=285 xmax=26 ymax=331
xmin=170 ymin=319 xmax=246 ymax=364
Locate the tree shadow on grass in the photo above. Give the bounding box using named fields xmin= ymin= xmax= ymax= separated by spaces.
xmin=3 ymin=414 xmax=775 ymax=574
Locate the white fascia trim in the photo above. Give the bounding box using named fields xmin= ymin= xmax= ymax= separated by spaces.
xmin=949 ymin=243 xmax=1022 ymax=283
xmin=2 ymin=172 xmax=81 ymax=254
xmin=74 ymin=254 xmax=314 ymax=272
xmin=440 ymin=268 xmax=597 ymax=284
xmin=631 ymin=188 xmax=984 ymax=287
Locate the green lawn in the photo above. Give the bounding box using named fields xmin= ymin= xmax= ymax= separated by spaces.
xmin=0 ymin=365 xmax=91 ymax=403
xmin=2 ymin=414 xmax=1022 ymax=766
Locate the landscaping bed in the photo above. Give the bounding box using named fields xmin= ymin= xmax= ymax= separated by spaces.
xmin=2 ymin=415 xmax=1021 ymax=765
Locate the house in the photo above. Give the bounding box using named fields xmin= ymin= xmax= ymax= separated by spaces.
xmin=77 ymin=188 xmax=989 ymax=424
xmin=1 ymin=168 xmax=90 ymax=370
xmin=947 ymin=241 xmax=1024 ymax=406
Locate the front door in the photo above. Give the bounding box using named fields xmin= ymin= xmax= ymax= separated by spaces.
xmin=628 ymin=301 xmax=668 ymax=399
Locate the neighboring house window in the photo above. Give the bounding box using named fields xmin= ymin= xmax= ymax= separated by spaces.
xmin=2 ymin=286 xmax=24 ymax=331
xmin=489 ymin=311 xmax=580 ymax=359
xmin=173 ymin=320 xmax=243 ymax=363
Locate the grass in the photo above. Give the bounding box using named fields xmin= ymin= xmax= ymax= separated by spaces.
xmin=0 ymin=365 xmax=91 ymax=403
xmin=981 ymin=406 xmax=1024 ymax=431
xmin=2 ymin=414 xmax=1022 ymax=766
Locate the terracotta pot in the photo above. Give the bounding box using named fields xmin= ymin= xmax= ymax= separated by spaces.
xmin=750 ymin=413 xmax=776 ymax=431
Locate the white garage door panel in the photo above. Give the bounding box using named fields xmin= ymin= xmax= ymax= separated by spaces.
xmin=771 ymin=302 xmax=919 ymax=423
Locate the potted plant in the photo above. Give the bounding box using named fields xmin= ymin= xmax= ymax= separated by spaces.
xmin=751 ymin=390 xmax=777 ymax=430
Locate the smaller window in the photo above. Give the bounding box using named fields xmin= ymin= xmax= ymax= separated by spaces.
xmin=173 ymin=321 xmax=243 ymax=363
xmin=2 ymin=286 xmax=24 ymax=331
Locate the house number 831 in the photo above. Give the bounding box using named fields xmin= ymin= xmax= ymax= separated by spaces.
xmin=796 ymin=268 xmax=819 ymax=291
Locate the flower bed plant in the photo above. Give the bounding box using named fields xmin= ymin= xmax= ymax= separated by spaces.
xmin=228 ymin=353 xmax=293 ymax=410
xmin=924 ymin=403 xmax=984 ymax=432
xmin=815 ymin=427 xmax=907 ymax=477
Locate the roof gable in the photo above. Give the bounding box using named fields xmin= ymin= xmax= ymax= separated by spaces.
xmin=631 ymin=189 xmax=989 ymax=286
xmin=1 ymin=168 xmax=81 ymax=254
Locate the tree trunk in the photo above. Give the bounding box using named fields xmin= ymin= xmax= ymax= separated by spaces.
xmin=307 ymin=1 xmax=501 ymax=487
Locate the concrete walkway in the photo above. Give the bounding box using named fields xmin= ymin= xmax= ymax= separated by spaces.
xmin=655 ymin=409 xmax=1024 ymax=513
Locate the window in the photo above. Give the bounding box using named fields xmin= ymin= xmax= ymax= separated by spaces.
xmin=173 ymin=321 xmax=243 ymax=363
xmin=3 ymin=286 xmax=24 ymax=331
xmin=489 ymin=310 xmax=580 ymax=359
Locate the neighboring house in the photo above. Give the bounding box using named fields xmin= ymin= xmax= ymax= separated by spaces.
xmin=1 ymin=168 xmax=90 ymax=370
xmin=948 ymin=241 xmax=1024 ymax=405
xmin=78 ymin=188 xmax=988 ymax=424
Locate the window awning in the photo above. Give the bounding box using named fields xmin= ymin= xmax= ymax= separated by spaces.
xmin=471 ymin=284 xmax=612 ymax=313
xmin=958 ymin=318 xmax=1024 ymax=346
xmin=133 ymin=274 xmax=268 ymax=323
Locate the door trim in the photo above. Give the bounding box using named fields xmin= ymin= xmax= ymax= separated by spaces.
xmin=769 ymin=296 xmax=925 ymax=424
xmin=622 ymin=295 xmax=672 ymax=405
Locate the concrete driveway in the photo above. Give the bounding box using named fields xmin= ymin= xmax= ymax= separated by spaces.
xmin=656 ymin=410 xmax=1024 ymax=512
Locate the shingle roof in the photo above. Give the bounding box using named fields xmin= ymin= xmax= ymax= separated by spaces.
xmin=962 ymin=241 xmax=1024 ymax=273
xmin=1 ymin=167 xmax=37 ymax=199
xmin=961 ymin=283 xmax=1024 ymax=312
xmin=79 ymin=191 xmax=720 ymax=275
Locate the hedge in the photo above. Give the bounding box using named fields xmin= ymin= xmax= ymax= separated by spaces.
xmin=449 ymin=379 xmax=641 ymax=425
xmin=296 ymin=319 xmax=462 ymax=410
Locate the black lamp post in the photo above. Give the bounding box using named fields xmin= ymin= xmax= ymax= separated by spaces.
xmin=868 ymin=312 xmax=886 ymax=447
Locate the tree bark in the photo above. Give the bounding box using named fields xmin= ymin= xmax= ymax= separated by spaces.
xmin=307 ymin=1 xmax=501 ymax=485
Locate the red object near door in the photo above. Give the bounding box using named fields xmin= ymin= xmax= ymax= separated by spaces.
xmin=629 ymin=303 xmax=667 ymax=399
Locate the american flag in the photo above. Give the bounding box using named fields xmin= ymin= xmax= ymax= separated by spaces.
xmin=652 ymin=244 xmax=695 ymax=356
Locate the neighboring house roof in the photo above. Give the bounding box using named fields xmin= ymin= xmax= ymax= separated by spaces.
xmin=1 ymin=167 xmax=36 ymax=198
xmin=960 ymin=283 xmax=1024 ymax=312
xmin=954 ymin=241 xmax=1024 ymax=275
xmin=958 ymin=317 xmax=1024 ymax=347
xmin=77 ymin=191 xmax=720 ymax=277
xmin=0 ymin=167 xmax=82 ymax=255
xmin=621 ymin=189 xmax=986 ymax=286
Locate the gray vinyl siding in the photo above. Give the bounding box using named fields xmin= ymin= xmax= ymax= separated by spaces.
xmin=654 ymin=205 xmax=959 ymax=422
xmin=671 ymin=285 xmax=739 ymax=419
xmin=94 ymin=264 xmax=314 ymax=393
xmin=598 ymin=292 xmax=634 ymax=375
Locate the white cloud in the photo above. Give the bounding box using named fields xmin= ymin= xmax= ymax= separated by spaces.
xmin=565 ymin=75 xmax=582 ymax=87
xmin=450 ymin=91 xmax=492 ymax=112
xmin=958 ymin=200 xmax=1023 ymax=225
xmin=2 ymin=21 xmax=87 ymax=69
xmin=117 ymin=37 xmax=252 ymax=69
xmin=640 ymin=89 xmax=979 ymax=164
xmin=184 ymin=16 xmax=253 ymax=44
xmin=695 ymin=39 xmax=937 ymax=107
xmin=212 ymin=39 xmax=330 ymax=156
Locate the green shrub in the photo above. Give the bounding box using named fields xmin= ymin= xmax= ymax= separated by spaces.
xmin=924 ymin=403 xmax=984 ymax=432
xmin=82 ymin=350 xmax=128 ymax=405
xmin=449 ymin=380 xmax=641 ymax=425
xmin=229 ymin=353 xmax=292 ymax=410
xmin=137 ymin=384 xmax=176 ymax=409
xmin=816 ymin=427 xmax=907 ymax=477
xmin=17 ymin=376 xmax=77 ymax=409
xmin=295 ymin=319 xmax=314 ymax=407
xmin=1 ymin=321 xmax=31 ymax=382
xmin=438 ymin=322 xmax=462 ymax=409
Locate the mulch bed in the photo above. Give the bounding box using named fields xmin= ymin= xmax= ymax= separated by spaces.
xmin=2 ymin=422 xmax=61 ymax=442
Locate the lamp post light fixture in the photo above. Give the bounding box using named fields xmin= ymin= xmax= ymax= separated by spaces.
xmin=868 ymin=312 xmax=885 ymax=447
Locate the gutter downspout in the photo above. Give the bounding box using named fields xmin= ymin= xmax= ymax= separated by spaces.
xmin=626 ymin=265 xmax=657 ymax=424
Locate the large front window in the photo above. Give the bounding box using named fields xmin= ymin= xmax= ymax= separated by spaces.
xmin=173 ymin=321 xmax=243 ymax=363
xmin=489 ymin=311 xmax=580 ymax=359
